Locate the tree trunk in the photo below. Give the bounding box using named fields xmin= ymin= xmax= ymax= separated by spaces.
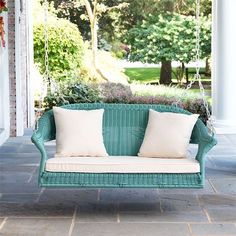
xmin=163 ymin=0 xmax=174 ymax=12
xmin=181 ymin=62 xmax=185 ymax=84
xmin=205 ymin=57 xmax=211 ymax=75
xmin=83 ymin=0 xmax=109 ymax=82
xmin=160 ymin=61 xmax=172 ymax=84
xmin=91 ymin=19 xmax=98 ymax=70
xmin=159 ymin=1 xmax=174 ymax=85
xmin=90 ymin=18 xmax=107 ymax=81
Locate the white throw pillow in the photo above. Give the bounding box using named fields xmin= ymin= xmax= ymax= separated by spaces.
xmin=53 ymin=107 xmax=108 ymax=157
xmin=138 ymin=109 xmax=199 ymax=158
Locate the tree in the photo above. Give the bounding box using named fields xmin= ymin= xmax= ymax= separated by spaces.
xmin=34 ymin=16 xmax=84 ymax=84
xmin=126 ymin=13 xmax=211 ymax=84
xmin=48 ymin=0 xmax=91 ymax=39
xmin=48 ymin=0 xmax=212 ymax=43
xmin=51 ymin=0 xmax=128 ymax=81
xmin=116 ymin=0 xmax=211 ymax=39
xmin=49 ymin=0 xmax=127 ymax=41
xmin=174 ymin=0 xmax=212 ymax=16
xmin=80 ymin=0 xmax=129 ymax=80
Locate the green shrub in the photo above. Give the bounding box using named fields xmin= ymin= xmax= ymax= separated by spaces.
xmin=100 ymin=83 xmax=209 ymax=123
xmin=43 ymin=82 xmax=101 ymax=110
xmin=98 ymin=38 xmax=111 ymax=51
xmin=34 ymin=16 xmax=84 ymax=82
xmin=111 ymin=41 xmax=128 ymax=59
xmin=43 ymin=81 xmax=210 ymax=123
xmin=100 ymin=82 xmax=132 ymax=103
xmin=128 ymin=95 xmax=209 ymax=124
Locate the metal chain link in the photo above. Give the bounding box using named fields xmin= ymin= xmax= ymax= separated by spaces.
xmin=34 ymin=0 xmax=49 ymax=130
xmin=195 ymin=0 xmax=215 ymax=135
xmin=43 ymin=0 xmax=50 ymax=86
xmin=173 ymin=0 xmax=215 ymax=135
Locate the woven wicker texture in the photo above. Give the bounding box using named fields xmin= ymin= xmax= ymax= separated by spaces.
xmin=31 ymin=103 xmax=217 ymax=188
xmin=41 ymin=172 xmax=202 ymax=188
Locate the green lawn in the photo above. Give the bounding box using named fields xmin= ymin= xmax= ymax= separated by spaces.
xmin=125 ymin=67 xmax=161 ymax=83
xmin=125 ymin=67 xmax=210 ymax=84
xmin=125 ymin=67 xmax=212 ymax=102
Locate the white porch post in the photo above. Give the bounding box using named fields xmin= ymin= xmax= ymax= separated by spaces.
xmin=212 ymin=0 xmax=236 ymax=133
xmin=0 ymin=12 xmax=10 ymax=145
xmin=26 ymin=0 xmax=35 ymax=128
xmin=15 ymin=0 xmax=24 ymax=136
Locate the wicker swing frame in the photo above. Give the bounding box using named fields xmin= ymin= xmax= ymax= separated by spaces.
xmin=31 ymin=0 xmax=217 ymax=189
xmin=31 ymin=103 xmax=217 ymax=188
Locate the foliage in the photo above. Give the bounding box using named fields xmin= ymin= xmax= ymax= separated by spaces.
xmin=104 ymin=82 xmax=210 ymax=123
xmin=0 ymin=0 xmax=7 ymax=48
xmin=0 ymin=0 xmax=7 ymax=13
xmin=126 ymin=12 xmax=211 ymax=64
xmin=97 ymin=38 xmax=130 ymax=59
xmin=174 ymin=0 xmax=212 ymax=16
xmin=130 ymin=83 xmax=201 ymax=100
xmin=43 ymin=82 xmax=101 ymax=109
xmin=115 ymin=0 xmax=212 ymax=41
xmin=98 ymin=38 xmax=111 ymax=51
xmin=48 ymin=0 xmax=91 ymax=39
xmin=125 ymin=67 xmax=211 ymax=84
xmin=100 ymin=82 xmax=132 ymax=103
xmin=34 ymin=15 xmax=85 ymax=82
xmin=117 ymin=0 xmax=162 ymax=37
xmin=82 ymin=49 xmax=129 ymax=83
xmin=111 ymin=41 xmax=129 ymax=59
xmin=131 ymin=95 xmax=209 ymax=123
xmin=50 ymin=0 xmax=129 ymax=41
xmin=81 ymin=0 xmax=129 ymax=81
xmin=46 ymin=0 xmax=129 ymax=82
xmin=43 ymin=81 xmax=210 ymax=123
xmin=47 ymin=0 xmax=212 ymax=44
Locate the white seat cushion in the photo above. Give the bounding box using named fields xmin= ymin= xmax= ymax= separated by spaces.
xmin=45 ymin=156 xmax=200 ymax=173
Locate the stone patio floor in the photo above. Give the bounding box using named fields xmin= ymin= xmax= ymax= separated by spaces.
xmin=1 ymin=131 xmax=236 ymax=235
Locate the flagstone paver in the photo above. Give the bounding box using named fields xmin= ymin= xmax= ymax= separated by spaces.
xmin=0 ymin=218 xmax=72 ymax=236
xmin=72 ymin=223 xmax=191 ymax=236
xmin=190 ymin=223 xmax=236 ymax=236
xmin=0 ymin=131 xmax=236 ymax=235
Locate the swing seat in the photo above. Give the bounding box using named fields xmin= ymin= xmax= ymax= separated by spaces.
xmin=45 ymin=156 xmax=200 ymax=173
xmin=31 ymin=103 xmax=217 ymax=188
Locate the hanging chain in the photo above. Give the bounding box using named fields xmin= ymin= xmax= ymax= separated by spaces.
xmin=173 ymin=0 xmax=215 ymax=135
xmin=34 ymin=0 xmax=49 ymax=130
xmin=195 ymin=0 xmax=215 ymax=135
xmin=43 ymin=0 xmax=50 ymax=86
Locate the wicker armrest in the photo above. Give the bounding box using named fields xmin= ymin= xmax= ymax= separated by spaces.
xmin=31 ymin=131 xmax=48 ymax=180
xmin=31 ymin=110 xmax=56 ymax=177
xmin=196 ymin=135 xmax=217 ymax=162
xmin=195 ymin=124 xmax=217 ymax=175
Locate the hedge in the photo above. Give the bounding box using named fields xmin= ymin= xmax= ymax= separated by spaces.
xmin=42 ymin=82 xmax=210 ymax=123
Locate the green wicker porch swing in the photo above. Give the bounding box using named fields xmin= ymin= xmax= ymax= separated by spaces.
xmin=31 ymin=0 xmax=217 ymax=189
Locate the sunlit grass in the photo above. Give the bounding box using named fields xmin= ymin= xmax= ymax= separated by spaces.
xmin=130 ymin=83 xmax=200 ymax=100
xmin=125 ymin=67 xmax=210 ymax=84
xmin=125 ymin=68 xmax=160 ymax=83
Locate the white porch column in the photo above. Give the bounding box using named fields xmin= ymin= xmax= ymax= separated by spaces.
xmin=27 ymin=0 xmax=35 ymax=128
xmin=0 ymin=12 xmax=10 ymax=145
xmin=212 ymin=0 xmax=236 ymax=133
xmin=15 ymin=0 xmax=24 ymax=136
